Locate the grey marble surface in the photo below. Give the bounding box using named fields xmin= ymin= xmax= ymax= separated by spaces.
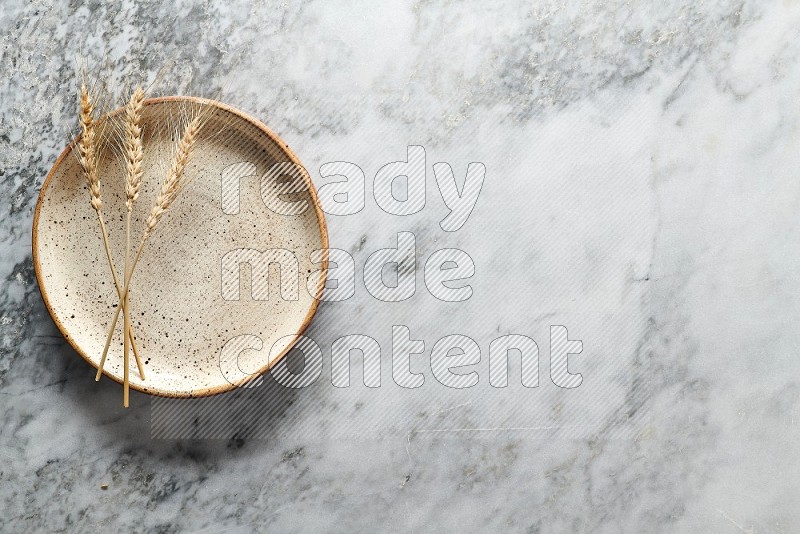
xmin=2 ymin=0 xmax=800 ymax=532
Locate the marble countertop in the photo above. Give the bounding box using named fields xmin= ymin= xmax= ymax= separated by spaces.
xmin=2 ymin=0 xmax=800 ymax=531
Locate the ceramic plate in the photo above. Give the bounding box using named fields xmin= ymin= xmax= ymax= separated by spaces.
xmin=33 ymin=97 xmax=328 ymax=397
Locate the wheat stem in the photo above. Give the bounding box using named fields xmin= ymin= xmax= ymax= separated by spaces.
xmin=97 ymin=236 xmax=147 ymax=379
xmin=94 ymin=214 xmax=145 ymax=380
xmin=123 ymin=211 xmax=131 ymax=406
xmin=121 ymin=87 xmax=145 ymax=407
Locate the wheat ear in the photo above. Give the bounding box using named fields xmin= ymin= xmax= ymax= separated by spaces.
xmin=97 ymin=111 xmax=204 ymax=381
xmin=120 ymin=86 xmax=145 ymax=407
xmin=77 ymin=84 xmax=146 ymax=381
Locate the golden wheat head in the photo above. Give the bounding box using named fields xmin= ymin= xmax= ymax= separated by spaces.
xmin=123 ymin=86 xmax=145 ymax=209
xmin=144 ymin=109 xmax=205 ymax=235
xmin=78 ymin=84 xmax=102 ymax=212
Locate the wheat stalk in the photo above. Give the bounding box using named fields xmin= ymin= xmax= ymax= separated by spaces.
xmin=121 ymin=86 xmax=145 ymax=407
xmin=96 ymin=107 xmax=206 ymax=382
xmin=76 ymin=83 xmax=146 ymax=382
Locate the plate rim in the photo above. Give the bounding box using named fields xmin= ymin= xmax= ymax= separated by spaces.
xmin=32 ymin=95 xmax=329 ymax=398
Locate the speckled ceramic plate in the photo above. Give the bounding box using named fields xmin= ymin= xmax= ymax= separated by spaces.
xmin=33 ymin=97 xmax=328 ymax=397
